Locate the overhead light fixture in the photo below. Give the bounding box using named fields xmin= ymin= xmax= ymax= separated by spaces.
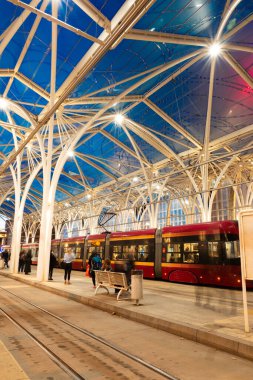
xmin=115 ymin=113 xmax=124 ymax=124
xmin=68 ymin=150 xmax=74 ymax=157
xmin=86 ymin=194 xmax=92 ymax=199
xmin=208 ymin=43 xmax=221 ymax=57
xmin=0 ymin=97 xmax=8 ymax=109
xmin=132 ymin=176 xmax=139 ymax=183
xmin=6 ymin=197 xmax=10 ymax=201
xmin=150 ymin=27 xmax=155 ymax=31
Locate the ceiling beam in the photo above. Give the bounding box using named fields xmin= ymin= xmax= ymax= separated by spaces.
xmin=125 ymin=29 xmax=210 ymax=47
xmin=222 ymin=51 xmax=253 ymax=89
xmin=72 ymin=0 xmax=111 ymax=31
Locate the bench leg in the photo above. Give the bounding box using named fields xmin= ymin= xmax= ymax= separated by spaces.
xmin=116 ymin=288 xmax=123 ymax=301
xmin=95 ymin=284 xmax=109 ymax=295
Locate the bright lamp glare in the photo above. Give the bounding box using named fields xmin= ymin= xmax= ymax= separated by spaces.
xmin=68 ymin=150 xmax=74 ymax=157
xmin=0 ymin=98 xmax=8 ymax=109
xmin=86 ymin=194 xmax=92 ymax=199
xmin=209 ymin=43 xmax=221 ymax=57
xmin=115 ymin=113 xmax=124 ymax=124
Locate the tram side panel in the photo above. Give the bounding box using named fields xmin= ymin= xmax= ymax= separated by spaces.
xmin=161 ymin=220 xmax=244 ymax=287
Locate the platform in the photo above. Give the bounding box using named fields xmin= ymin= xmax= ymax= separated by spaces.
xmin=1 ymin=267 xmax=253 ymax=362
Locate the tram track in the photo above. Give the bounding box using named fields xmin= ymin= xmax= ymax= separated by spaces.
xmin=0 ymin=285 xmax=178 ymax=380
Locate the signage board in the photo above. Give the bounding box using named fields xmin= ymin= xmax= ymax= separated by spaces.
xmin=238 ymin=211 xmax=253 ymax=280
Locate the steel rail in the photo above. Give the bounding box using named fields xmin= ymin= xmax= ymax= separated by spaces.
xmin=0 ymin=307 xmax=85 ymax=380
xmin=0 ymin=285 xmax=179 ymax=380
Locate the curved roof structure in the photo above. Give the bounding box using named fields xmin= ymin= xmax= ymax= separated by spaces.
xmin=0 ymin=0 xmax=253 ymax=223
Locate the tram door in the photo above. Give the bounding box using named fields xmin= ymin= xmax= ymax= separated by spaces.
xmin=154 ymin=229 xmax=162 ymax=279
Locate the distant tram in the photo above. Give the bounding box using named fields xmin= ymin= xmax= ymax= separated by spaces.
xmin=10 ymin=221 xmax=249 ymax=288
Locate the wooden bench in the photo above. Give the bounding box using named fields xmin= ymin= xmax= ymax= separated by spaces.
xmin=94 ymin=271 xmax=130 ymax=301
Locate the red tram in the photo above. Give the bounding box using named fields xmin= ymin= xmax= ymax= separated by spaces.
xmin=56 ymin=220 xmax=245 ymax=287
xmin=10 ymin=220 xmax=248 ymax=288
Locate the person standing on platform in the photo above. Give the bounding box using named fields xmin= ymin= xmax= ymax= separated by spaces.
xmin=49 ymin=251 xmax=57 ymax=280
xmin=2 ymin=250 xmax=9 ymax=269
xmin=88 ymin=250 xmax=96 ymax=273
xmin=63 ymin=249 xmax=75 ymax=284
xmin=24 ymin=250 xmax=32 ymax=275
xmin=125 ymin=253 xmax=135 ymax=286
xmin=18 ymin=251 xmax=25 ymax=272
xmin=90 ymin=253 xmax=102 ymax=288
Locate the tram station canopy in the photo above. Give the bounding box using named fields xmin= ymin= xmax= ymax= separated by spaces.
xmin=0 ymin=0 xmax=253 ymax=223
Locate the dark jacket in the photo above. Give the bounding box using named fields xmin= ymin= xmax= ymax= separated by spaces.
xmin=50 ymin=253 xmax=57 ymax=268
xmin=2 ymin=251 xmax=9 ymax=262
xmin=24 ymin=251 xmax=32 ymax=274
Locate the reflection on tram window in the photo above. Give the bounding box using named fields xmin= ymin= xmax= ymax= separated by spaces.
xmin=166 ymin=253 xmax=181 ymax=263
xmin=225 ymin=241 xmax=240 ymax=259
xmin=87 ymin=241 xmax=104 ymax=259
xmin=76 ymin=246 xmax=81 ymax=259
xmin=208 ymin=242 xmax=219 ymax=258
xmin=110 ymin=240 xmax=154 ymax=262
xmin=164 ymin=243 xmax=181 ymax=263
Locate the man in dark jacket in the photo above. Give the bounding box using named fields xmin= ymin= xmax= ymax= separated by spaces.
xmin=2 ymin=250 xmax=9 ymax=269
xmin=49 ymin=251 xmax=57 ymax=280
xmin=24 ymin=250 xmax=32 ymax=275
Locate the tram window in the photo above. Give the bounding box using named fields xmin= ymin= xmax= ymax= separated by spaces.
xmin=167 ymin=252 xmax=181 ymax=263
xmin=122 ymin=245 xmax=136 ymax=259
xmin=87 ymin=243 xmax=104 ymax=259
xmin=208 ymin=242 xmax=219 ymax=258
xmin=225 ymin=241 xmax=240 ymax=259
xmin=183 ymin=243 xmax=199 ymax=263
xmin=76 ymin=246 xmax=81 ymax=259
xmin=163 ymin=243 xmax=181 ymax=263
xmin=167 ymin=243 xmax=180 ymax=253
xmin=137 ymin=244 xmax=150 ymax=261
xmin=183 ymin=243 xmax=198 ymax=252
xmin=111 ymin=245 xmax=122 ymax=260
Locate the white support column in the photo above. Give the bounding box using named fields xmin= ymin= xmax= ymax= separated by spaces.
xmin=202 ymin=58 xmax=216 ymax=222
xmin=37 ymin=1 xmax=58 ymax=282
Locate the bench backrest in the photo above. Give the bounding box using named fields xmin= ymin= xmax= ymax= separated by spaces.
xmin=95 ymin=270 xmax=110 ymax=284
xmin=95 ymin=271 xmax=128 ymax=289
xmin=109 ymin=272 xmax=128 ymax=288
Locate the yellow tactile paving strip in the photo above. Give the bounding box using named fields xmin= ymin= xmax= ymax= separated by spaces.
xmin=0 ymin=341 xmax=29 ymax=380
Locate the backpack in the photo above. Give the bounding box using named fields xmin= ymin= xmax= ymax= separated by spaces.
xmin=92 ymin=256 xmax=102 ymax=271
